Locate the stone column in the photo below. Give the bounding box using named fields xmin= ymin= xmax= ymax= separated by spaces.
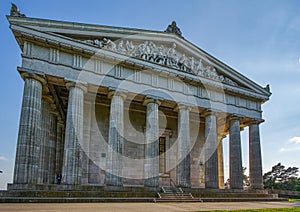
xmin=144 ymin=97 xmax=161 ymax=187
xmin=62 ymin=82 xmax=87 ymax=185
xmin=229 ymin=116 xmax=243 ymax=189
xmin=48 ymin=104 xmax=58 ymax=184
xmin=249 ymin=121 xmax=263 ymax=189
xmin=105 ymin=90 xmax=127 ymax=186
xmin=177 ymin=104 xmax=191 ymax=188
xmin=218 ymin=135 xmax=225 ymax=189
xmin=13 ymin=73 xmax=45 ymax=184
xmin=55 ymin=119 xmax=64 ymax=177
xmin=204 ymin=111 xmax=219 ymax=189
xmin=38 ymin=96 xmax=51 ymax=184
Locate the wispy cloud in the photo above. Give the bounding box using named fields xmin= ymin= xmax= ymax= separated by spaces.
xmin=279 ymin=147 xmax=300 ymax=152
xmin=0 ymin=156 xmax=8 ymax=161
xmin=289 ymin=137 xmax=300 ymax=144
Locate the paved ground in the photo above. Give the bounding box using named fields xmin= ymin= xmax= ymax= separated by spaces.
xmin=0 ymin=201 xmax=297 ymax=212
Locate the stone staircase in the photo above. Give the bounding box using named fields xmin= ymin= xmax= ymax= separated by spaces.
xmin=154 ymin=186 xmax=202 ymax=202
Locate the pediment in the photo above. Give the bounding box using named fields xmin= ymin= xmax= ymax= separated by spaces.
xmin=7 ymin=15 xmax=271 ymax=99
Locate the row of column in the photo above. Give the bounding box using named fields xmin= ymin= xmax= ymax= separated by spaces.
xmin=13 ymin=74 xmax=263 ymax=190
xmin=13 ymin=73 xmax=65 ymax=185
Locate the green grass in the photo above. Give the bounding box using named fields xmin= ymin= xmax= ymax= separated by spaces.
xmin=195 ymin=209 xmax=300 ymax=212
xmin=289 ymin=198 xmax=300 ymax=203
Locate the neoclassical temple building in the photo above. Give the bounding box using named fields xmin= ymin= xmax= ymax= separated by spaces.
xmin=8 ymin=6 xmax=271 ymax=191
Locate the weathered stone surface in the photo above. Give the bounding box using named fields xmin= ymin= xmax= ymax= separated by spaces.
xmin=177 ymin=104 xmax=191 ymax=188
xmin=13 ymin=74 xmax=44 ymax=184
xmin=105 ymin=91 xmax=126 ymax=186
xmin=144 ymin=98 xmax=160 ymax=187
xmin=229 ymin=117 xmax=243 ymax=189
xmin=204 ymin=112 xmax=219 ymax=189
xmin=249 ymin=123 xmax=263 ymax=189
xmin=62 ymin=83 xmax=86 ymax=185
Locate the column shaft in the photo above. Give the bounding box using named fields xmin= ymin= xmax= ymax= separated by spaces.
xmin=229 ymin=118 xmax=243 ymax=189
xmin=144 ymin=99 xmax=160 ymax=187
xmin=106 ymin=92 xmax=126 ymax=186
xmin=177 ymin=105 xmax=191 ymax=188
xmin=249 ymin=123 xmax=263 ymax=189
xmin=55 ymin=121 xmax=64 ymax=177
xmin=218 ymin=139 xmax=225 ymax=188
xmin=204 ymin=113 xmax=219 ymax=188
xmin=13 ymin=75 xmax=43 ymax=184
xmin=47 ymin=110 xmax=57 ymax=184
xmin=62 ymin=83 xmax=86 ymax=185
xmin=38 ymin=98 xmax=51 ymax=184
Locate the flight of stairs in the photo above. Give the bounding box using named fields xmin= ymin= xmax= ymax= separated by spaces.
xmin=154 ymin=186 xmax=202 ymax=202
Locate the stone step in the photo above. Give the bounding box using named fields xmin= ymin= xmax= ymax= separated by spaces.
xmin=0 ymin=197 xmax=155 ymax=203
xmin=199 ymin=197 xmax=288 ymax=202
xmin=154 ymin=198 xmax=202 ymax=203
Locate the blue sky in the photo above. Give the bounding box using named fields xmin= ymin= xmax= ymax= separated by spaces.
xmin=0 ymin=0 xmax=300 ymax=189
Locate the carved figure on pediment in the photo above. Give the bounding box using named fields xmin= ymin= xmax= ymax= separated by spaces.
xmin=155 ymin=45 xmax=166 ymax=65
xmin=189 ymin=57 xmax=196 ymax=71
xmin=166 ymin=43 xmax=178 ymax=67
xmin=117 ymin=40 xmax=127 ymax=53
xmin=138 ymin=41 xmax=151 ymax=60
xmin=196 ymin=59 xmax=204 ymax=73
xmin=210 ymin=67 xmax=219 ymax=80
xmin=219 ymin=75 xmax=225 ymax=82
xmin=85 ymin=39 xmax=103 ymax=47
xmin=148 ymin=42 xmax=157 ymax=62
xmin=94 ymin=39 xmax=104 ymax=47
xmin=103 ymin=38 xmax=116 ymax=51
xmin=178 ymin=54 xmax=188 ymax=71
xmin=126 ymin=40 xmax=135 ymax=53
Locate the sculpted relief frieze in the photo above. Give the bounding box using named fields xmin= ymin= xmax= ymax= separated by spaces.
xmin=83 ymin=38 xmax=238 ymax=87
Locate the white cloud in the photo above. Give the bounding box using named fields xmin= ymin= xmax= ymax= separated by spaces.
xmin=279 ymin=147 xmax=300 ymax=152
xmin=289 ymin=137 xmax=300 ymax=144
xmin=0 ymin=156 xmax=8 ymax=161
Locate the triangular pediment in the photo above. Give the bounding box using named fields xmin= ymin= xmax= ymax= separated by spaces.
xmin=8 ymin=15 xmax=271 ymax=100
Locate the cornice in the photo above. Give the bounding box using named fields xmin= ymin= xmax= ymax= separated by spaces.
xmin=11 ymin=21 xmax=270 ymax=102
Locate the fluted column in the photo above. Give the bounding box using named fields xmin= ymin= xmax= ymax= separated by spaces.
xmin=249 ymin=121 xmax=263 ymax=189
xmin=62 ymin=82 xmax=87 ymax=185
xmin=204 ymin=111 xmax=219 ymax=188
xmin=144 ymin=97 xmax=161 ymax=187
xmin=105 ymin=90 xmax=127 ymax=186
xmin=177 ymin=104 xmax=191 ymax=188
xmin=229 ymin=116 xmax=243 ymax=189
xmin=48 ymin=104 xmax=58 ymax=184
xmin=38 ymin=96 xmax=50 ymax=184
xmin=218 ymin=135 xmax=225 ymax=189
xmin=13 ymin=73 xmax=45 ymax=184
xmin=55 ymin=119 xmax=64 ymax=177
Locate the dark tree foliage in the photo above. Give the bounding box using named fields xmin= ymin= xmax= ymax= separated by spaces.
xmin=263 ymin=163 xmax=299 ymax=190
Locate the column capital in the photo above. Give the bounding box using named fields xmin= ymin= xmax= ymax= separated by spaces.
xmin=247 ymin=119 xmax=265 ymax=125
xmin=174 ymin=103 xmax=191 ymax=111
xmin=108 ymin=89 xmax=127 ymax=101
xmin=21 ymin=72 xmax=46 ymax=85
xmin=227 ymin=114 xmax=243 ymax=122
xmin=65 ymin=82 xmax=87 ymax=93
xmin=143 ymin=96 xmax=161 ymax=106
xmin=203 ymin=109 xmax=217 ymax=117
